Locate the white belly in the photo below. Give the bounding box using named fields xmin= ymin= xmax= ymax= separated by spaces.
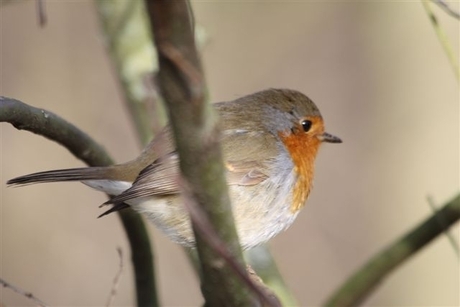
xmin=83 ymin=180 xmax=132 ymax=195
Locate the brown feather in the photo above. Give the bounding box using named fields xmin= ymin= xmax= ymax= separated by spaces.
xmin=105 ymin=153 xmax=179 ymax=204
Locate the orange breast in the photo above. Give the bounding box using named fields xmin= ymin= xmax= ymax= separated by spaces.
xmin=279 ymin=120 xmax=323 ymax=212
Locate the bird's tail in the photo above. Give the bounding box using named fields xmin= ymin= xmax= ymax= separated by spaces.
xmin=7 ymin=167 xmax=113 ymax=186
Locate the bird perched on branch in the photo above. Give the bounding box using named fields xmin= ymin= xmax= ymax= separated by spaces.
xmin=8 ymin=88 xmax=341 ymax=249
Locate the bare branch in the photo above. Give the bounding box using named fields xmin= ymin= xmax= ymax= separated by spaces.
xmin=157 ymin=41 xmax=204 ymax=99
xmin=0 ymin=277 xmax=48 ymax=307
xmin=96 ymin=1 xmax=292 ymax=304
xmin=106 ymin=247 xmax=124 ymax=307
xmin=0 ymin=97 xmax=111 ymax=166
xmin=246 ymin=245 xmax=298 ymax=306
xmin=422 ymin=0 xmax=460 ymax=81
xmin=0 ymin=96 xmax=157 ymax=307
xmin=432 ymin=0 xmax=460 ymax=19
xmin=36 ymin=0 xmax=47 ymax=27
xmin=324 ymin=193 xmax=460 ymax=306
xmin=144 ymin=0 xmax=264 ymax=306
xmin=427 ymin=195 xmax=459 ymax=258
xmin=94 ymin=0 xmax=160 ymax=145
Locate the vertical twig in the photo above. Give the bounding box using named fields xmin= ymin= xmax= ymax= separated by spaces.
xmin=36 ymin=0 xmax=47 ymax=27
xmin=106 ymin=247 xmax=124 ymax=307
xmin=95 ymin=0 xmax=163 ymax=145
xmin=144 ymin=1 xmax=261 ymax=306
xmin=94 ymin=2 xmax=162 ymax=306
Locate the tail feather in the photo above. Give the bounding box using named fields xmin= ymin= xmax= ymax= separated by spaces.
xmin=7 ymin=167 xmax=111 ymax=186
xmin=98 ymin=203 xmax=130 ymax=218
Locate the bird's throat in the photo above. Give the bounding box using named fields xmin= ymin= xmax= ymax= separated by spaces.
xmin=279 ymin=131 xmax=321 ymax=212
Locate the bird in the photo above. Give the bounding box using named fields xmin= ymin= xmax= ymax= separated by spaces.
xmin=7 ymin=88 xmax=341 ymax=250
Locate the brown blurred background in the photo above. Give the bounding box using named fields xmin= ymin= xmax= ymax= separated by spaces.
xmin=1 ymin=1 xmax=459 ymax=306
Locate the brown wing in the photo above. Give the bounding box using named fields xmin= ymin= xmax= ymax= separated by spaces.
xmin=221 ymin=129 xmax=278 ymax=186
xmin=216 ymin=99 xmax=280 ymax=186
xmin=107 ymin=105 xmax=280 ymax=203
xmin=105 ymin=153 xmax=180 ymax=204
xmin=225 ymin=160 xmax=269 ymax=186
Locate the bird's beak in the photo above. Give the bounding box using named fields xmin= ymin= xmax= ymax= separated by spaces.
xmin=318 ymin=132 xmax=342 ymax=143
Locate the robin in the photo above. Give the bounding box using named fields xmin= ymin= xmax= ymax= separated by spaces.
xmin=8 ymin=89 xmax=341 ymax=250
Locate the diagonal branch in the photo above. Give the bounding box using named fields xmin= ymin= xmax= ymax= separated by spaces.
xmin=0 ymin=277 xmax=48 ymax=307
xmin=324 ymin=193 xmax=460 ymax=306
xmin=0 ymin=97 xmax=111 ymax=166
xmin=0 ymin=96 xmax=158 ymax=307
xmin=432 ymin=0 xmax=460 ymax=19
xmin=427 ymin=195 xmax=459 ymax=258
xmin=421 ymin=0 xmax=460 ymax=81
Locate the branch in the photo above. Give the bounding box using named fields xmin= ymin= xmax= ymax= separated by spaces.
xmin=94 ymin=0 xmax=162 ymax=145
xmin=36 ymin=0 xmax=47 ymax=27
xmin=106 ymin=247 xmax=124 ymax=307
xmin=427 ymin=195 xmax=459 ymax=258
xmin=144 ymin=1 xmax=262 ymax=306
xmin=181 ymin=180 xmax=281 ymax=306
xmin=432 ymin=0 xmax=460 ymax=19
xmin=324 ymin=193 xmax=460 ymax=306
xmin=0 ymin=97 xmax=158 ymax=307
xmin=246 ymin=245 xmax=298 ymax=306
xmin=422 ymin=0 xmax=460 ymax=81
xmin=95 ymin=1 xmax=292 ymax=304
xmin=0 ymin=277 xmax=48 ymax=307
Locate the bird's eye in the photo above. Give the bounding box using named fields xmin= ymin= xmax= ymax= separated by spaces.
xmin=301 ymin=120 xmax=312 ymax=132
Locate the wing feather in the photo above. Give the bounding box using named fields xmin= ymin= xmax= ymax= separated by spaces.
xmin=107 ymin=120 xmax=279 ymax=204
xmin=106 ymin=153 xmax=179 ymax=204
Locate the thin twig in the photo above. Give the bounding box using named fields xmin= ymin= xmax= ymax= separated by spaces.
xmin=36 ymin=0 xmax=47 ymax=27
xmin=0 ymin=277 xmax=48 ymax=307
xmin=422 ymin=0 xmax=460 ymax=81
xmin=432 ymin=0 xmax=460 ymax=19
xmin=106 ymin=247 xmax=124 ymax=307
xmin=427 ymin=195 xmax=459 ymax=258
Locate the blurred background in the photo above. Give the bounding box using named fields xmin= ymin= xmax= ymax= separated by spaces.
xmin=1 ymin=1 xmax=459 ymax=306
